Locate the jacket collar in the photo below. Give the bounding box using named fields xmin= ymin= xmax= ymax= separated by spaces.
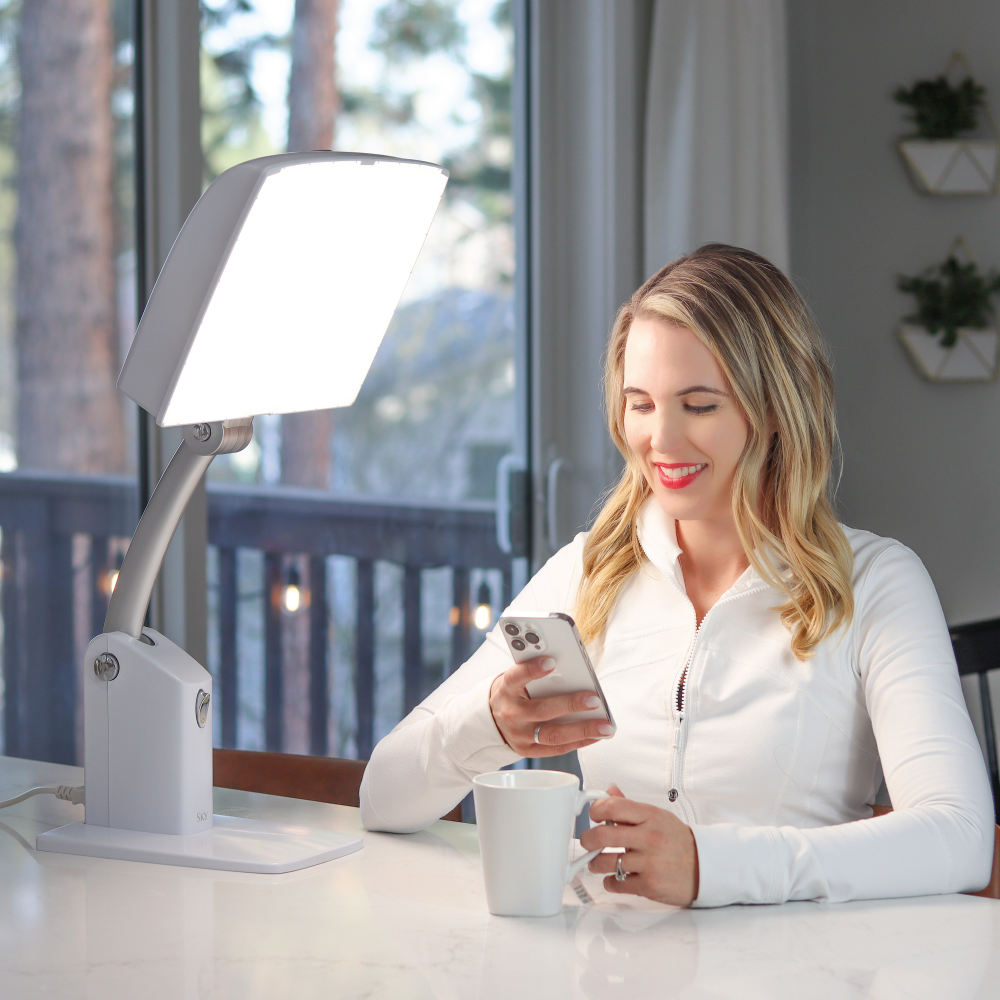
xmin=636 ymin=495 xmax=770 ymax=597
xmin=636 ymin=496 xmax=685 ymax=589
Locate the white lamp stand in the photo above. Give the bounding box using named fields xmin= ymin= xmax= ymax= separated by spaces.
xmin=36 ymin=421 xmax=362 ymax=872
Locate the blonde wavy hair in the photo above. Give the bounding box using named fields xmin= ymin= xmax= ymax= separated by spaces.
xmin=575 ymin=244 xmax=853 ymax=661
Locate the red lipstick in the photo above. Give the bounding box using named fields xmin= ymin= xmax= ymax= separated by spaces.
xmin=655 ymin=463 xmax=706 ymax=490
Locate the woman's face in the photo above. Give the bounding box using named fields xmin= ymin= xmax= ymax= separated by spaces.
xmin=622 ymin=317 xmax=749 ymax=524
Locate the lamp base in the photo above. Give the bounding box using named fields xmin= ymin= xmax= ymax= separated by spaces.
xmin=35 ymin=814 xmax=362 ymax=874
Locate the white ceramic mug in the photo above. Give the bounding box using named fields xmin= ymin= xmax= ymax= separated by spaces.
xmin=473 ymin=770 xmax=609 ymax=917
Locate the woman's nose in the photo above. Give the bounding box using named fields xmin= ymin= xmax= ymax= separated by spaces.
xmin=650 ymin=409 xmax=684 ymax=454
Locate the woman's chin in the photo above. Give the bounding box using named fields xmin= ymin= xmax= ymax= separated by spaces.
xmin=650 ymin=489 xmax=709 ymax=522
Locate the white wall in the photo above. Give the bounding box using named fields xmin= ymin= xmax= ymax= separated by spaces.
xmin=788 ymin=0 xmax=1000 ymax=626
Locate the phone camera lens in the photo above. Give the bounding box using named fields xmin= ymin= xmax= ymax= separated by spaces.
xmin=511 ymin=638 xmax=526 ymax=650
xmin=504 ymin=623 xmax=520 ymax=636
xmin=524 ymin=632 xmax=540 ymax=644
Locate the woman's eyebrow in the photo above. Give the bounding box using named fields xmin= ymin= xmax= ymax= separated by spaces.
xmin=622 ymin=384 xmax=728 ymax=397
xmin=674 ymin=385 xmax=727 ymax=397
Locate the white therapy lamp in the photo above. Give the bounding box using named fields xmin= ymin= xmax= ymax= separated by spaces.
xmin=35 ymin=151 xmax=448 ymax=872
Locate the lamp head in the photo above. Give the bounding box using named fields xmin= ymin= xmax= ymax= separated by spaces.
xmin=118 ymin=152 xmax=448 ymax=427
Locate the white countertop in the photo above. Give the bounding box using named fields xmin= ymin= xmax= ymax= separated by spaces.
xmin=1 ymin=754 xmax=998 ymax=999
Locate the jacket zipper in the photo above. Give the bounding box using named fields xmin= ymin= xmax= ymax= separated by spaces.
xmin=676 ymin=619 xmax=703 ymax=714
xmin=668 ymin=585 xmax=768 ymax=819
xmin=673 ymin=584 xmax=769 ymax=714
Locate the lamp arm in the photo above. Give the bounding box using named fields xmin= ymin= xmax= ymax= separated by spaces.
xmin=104 ymin=418 xmax=254 ymax=639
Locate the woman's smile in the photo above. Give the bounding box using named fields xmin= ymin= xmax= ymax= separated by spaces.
xmin=655 ymin=462 xmax=707 ymax=489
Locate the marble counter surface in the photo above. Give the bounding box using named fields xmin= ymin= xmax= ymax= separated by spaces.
xmin=1 ymin=754 xmax=998 ymax=999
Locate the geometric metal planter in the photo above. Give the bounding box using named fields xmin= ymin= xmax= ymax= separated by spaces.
xmin=898 ymin=324 xmax=998 ymax=381
xmin=898 ymin=139 xmax=1000 ymax=195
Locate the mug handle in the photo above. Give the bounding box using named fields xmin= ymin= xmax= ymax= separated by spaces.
xmin=565 ymin=789 xmax=610 ymax=883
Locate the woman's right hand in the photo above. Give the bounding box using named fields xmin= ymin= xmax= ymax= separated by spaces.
xmin=488 ymin=656 xmax=614 ymax=757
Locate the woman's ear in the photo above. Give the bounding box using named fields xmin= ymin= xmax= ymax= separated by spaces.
xmin=765 ymin=410 xmax=777 ymax=441
xmin=763 ymin=411 xmax=779 ymax=460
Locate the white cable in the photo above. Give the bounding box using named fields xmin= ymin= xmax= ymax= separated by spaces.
xmin=0 ymin=785 xmax=85 ymax=809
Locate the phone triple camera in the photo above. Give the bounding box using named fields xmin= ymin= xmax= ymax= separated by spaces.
xmin=504 ymin=621 xmax=540 ymax=652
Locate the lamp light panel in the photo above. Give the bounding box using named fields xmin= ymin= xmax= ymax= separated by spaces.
xmin=119 ymin=154 xmax=447 ymax=427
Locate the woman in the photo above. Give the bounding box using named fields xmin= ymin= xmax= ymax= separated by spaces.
xmin=360 ymin=244 xmax=994 ymax=907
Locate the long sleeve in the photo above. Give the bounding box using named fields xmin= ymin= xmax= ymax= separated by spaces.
xmin=691 ymin=543 xmax=995 ymax=907
xmin=360 ymin=537 xmax=587 ymax=833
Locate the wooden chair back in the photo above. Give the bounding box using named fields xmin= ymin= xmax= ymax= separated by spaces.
xmin=213 ymin=748 xmax=463 ymax=823
xmin=870 ymin=804 xmax=1000 ymax=899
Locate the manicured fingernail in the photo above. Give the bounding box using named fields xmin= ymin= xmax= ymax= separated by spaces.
xmin=584 ymin=695 xmax=601 ymax=709
xmin=598 ymin=723 xmax=614 ymax=736
xmin=539 ymin=657 xmax=555 ymax=672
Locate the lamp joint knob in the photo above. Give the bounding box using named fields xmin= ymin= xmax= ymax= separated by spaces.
xmin=183 ymin=417 xmax=254 ymax=456
xmin=94 ymin=653 xmax=120 ymax=682
xmin=196 ymin=689 xmax=211 ymax=728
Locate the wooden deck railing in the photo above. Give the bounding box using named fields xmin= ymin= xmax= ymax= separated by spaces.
xmin=0 ymin=470 xmax=509 ymax=765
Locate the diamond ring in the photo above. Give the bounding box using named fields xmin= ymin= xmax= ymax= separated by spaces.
xmin=615 ymin=853 xmax=628 ymax=881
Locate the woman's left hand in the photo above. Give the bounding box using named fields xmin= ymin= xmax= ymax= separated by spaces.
xmin=581 ymin=785 xmax=699 ymax=907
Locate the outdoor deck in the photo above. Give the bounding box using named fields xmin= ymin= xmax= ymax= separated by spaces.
xmin=0 ymin=470 xmax=510 ymax=765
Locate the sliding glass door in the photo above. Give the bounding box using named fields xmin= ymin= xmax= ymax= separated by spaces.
xmin=199 ymin=0 xmax=525 ymax=759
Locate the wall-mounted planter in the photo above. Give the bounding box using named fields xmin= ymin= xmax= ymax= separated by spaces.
xmin=898 ymin=324 xmax=998 ymax=380
xmin=898 ymin=138 xmax=1000 ymax=195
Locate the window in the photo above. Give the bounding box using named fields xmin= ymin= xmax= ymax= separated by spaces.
xmin=200 ymin=0 xmax=520 ymax=759
xmin=0 ymin=1 xmax=138 ymax=764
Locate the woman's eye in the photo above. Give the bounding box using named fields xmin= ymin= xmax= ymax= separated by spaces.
xmin=684 ymin=403 xmax=718 ymax=415
xmin=629 ymin=402 xmax=654 ymax=413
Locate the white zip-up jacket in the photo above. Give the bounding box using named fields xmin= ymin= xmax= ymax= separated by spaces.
xmin=360 ymin=498 xmax=995 ymax=906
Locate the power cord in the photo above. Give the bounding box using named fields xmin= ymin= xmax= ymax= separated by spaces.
xmin=0 ymin=785 xmax=85 ymax=809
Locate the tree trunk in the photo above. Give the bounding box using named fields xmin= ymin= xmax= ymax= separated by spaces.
xmin=288 ymin=0 xmax=339 ymax=153
xmin=282 ymin=0 xmax=340 ymax=489
xmin=15 ymin=0 xmax=123 ymax=473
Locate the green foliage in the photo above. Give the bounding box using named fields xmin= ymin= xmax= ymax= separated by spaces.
xmin=340 ymin=87 xmax=416 ymax=127
xmin=370 ymin=0 xmax=466 ymax=61
xmin=894 ymin=75 xmax=985 ymax=140
xmin=200 ymin=0 xmax=285 ymax=183
xmin=442 ymin=69 xmax=512 ymax=226
xmin=898 ymin=255 xmax=1000 ymax=347
xmin=200 ymin=0 xmax=513 ymax=239
xmin=364 ymin=0 xmax=513 ymax=230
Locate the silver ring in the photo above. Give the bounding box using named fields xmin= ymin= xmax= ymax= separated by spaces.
xmin=615 ymin=853 xmax=628 ymax=881
xmin=533 ymin=724 xmax=543 ymax=744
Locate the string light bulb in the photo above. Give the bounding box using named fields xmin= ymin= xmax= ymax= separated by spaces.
xmin=283 ymin=565 xmax=302 ymax=614
xmin=102 ymin=551 xmax=124 ymax=596
xmin=474 ymin=582 xmax=492 ymax=631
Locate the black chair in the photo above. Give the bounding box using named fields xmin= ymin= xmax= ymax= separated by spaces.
xmin=950 ymin=618 xmax=1000 ymax=824
xmin=864 ymin=618 xmax=1000 ymax=899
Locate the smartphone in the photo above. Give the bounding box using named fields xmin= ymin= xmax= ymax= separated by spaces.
xmin=498 ymin=612 xmax=615 ymax=732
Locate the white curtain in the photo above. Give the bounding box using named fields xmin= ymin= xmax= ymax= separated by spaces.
xmin=644 ymin=0 xmax=789 ymax=277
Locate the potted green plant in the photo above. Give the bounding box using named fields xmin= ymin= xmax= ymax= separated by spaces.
xmin=895 ymin=52 xmax=998 ymax=195
xmin=897 ymin=247 xmax=1000 ymax=380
